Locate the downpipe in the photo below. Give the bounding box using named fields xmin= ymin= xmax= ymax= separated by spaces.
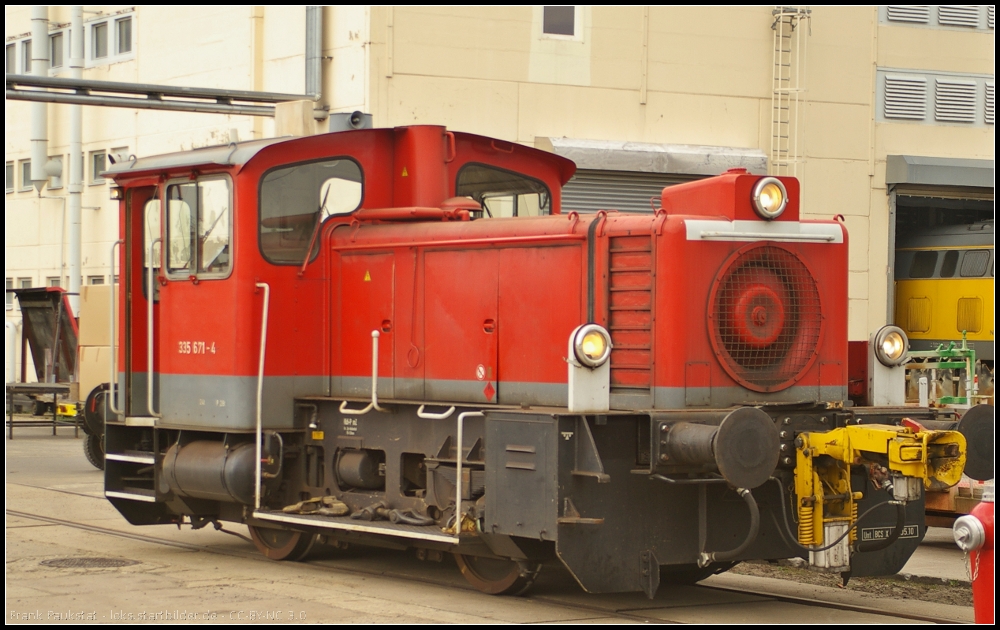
xmin=68 ymin=6 xmax=84 ymax=314
xmin=30 ymin=6 xmax=49 ymax=195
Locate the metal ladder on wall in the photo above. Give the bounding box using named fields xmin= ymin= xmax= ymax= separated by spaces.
xmin=770 ymin=6 xmax=811 ymax=178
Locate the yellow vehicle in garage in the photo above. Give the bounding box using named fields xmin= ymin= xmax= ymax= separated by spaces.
xmin=894 ymin=220 xmax=994 ymax=367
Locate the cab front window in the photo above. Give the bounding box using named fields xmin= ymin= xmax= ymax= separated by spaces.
xmin=165 ymin=176 xmax=232 ymax=278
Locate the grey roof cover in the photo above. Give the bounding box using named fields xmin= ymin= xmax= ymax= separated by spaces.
xmin=540 ymin=137 xmax=768 ymax=176
xmin=886 ymin=155 xmax=995 ymax=188
xmin=103 ymin=137 xmax=290 ymax=176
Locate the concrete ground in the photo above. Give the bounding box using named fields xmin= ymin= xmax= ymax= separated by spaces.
xmin=5 ymin=424 xmax=976 ymax=623
xmin=902 ymin=526 xmax=971 ymax=584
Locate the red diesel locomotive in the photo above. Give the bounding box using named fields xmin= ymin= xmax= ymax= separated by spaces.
xmin=99 ymin=125 xmax=976 ymax=597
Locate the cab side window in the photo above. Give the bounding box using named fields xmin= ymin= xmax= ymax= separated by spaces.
xmin=456 ymin=163 xmax=551 ymax=218
xmin=960 ymin=250 xmax=990 ymax=277
xmin=907 ymin=251 xmax=938 ymax=278
xmin=259 ymin=158 xmax=363 ymax=264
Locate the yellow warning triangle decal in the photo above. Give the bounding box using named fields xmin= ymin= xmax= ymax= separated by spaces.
xmin=401 ymin=167 xmax=409 ymax=177
xmin=364 ymin=270 xmax=371 ymax=282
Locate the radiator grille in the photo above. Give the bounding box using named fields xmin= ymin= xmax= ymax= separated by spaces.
xmin=709 ymin=245 xmax=822 ymax=392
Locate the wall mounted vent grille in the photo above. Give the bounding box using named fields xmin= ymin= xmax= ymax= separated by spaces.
xmin=935 ymin=78 xmax=977 ymax=123
xmin=885 ymin=75 xmax=927 ymax=120
xmin=878 ymin=69 xmax=994 ymax=126
xmin=938 ymin=5 xmax=980 ymax=28
xmin=986 ymin=83 xmax=995 ymax=125
xmin=886 ymin=5 xmax=930 ymax=23
xmin=880 ymin=5 xmax=992 ymax=30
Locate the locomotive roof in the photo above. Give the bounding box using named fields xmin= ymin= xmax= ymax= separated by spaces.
xmin=103 ymin=136 xmax=289 ymax=176
xmin=105 ymin=127 xmax=577 ymax=184
xmin=896 ymin=220 xmax=994 ymax=249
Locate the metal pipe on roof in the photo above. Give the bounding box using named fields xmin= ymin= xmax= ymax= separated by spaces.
xmin=68 ymin=6 xmax=83 ymax=314
xmin=30 ymin=6 xmax=49 ymax=193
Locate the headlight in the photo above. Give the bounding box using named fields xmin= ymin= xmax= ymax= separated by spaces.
xmin=751 ymin=177 xmax=788 ymax=220
xmin=874 ymin=325 xmax=908 ymax=367
xmin=573 ymin=324 xmax=612 ymax=368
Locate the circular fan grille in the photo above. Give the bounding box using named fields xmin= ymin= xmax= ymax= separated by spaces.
xmin=709 ymin=245 xmax=823 ymax=392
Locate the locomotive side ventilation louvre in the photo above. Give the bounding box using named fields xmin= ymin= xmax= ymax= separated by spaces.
xmin=709 ymin=245 xmax=822 ymax=392
xmin=607 ymin=235 xmax=655 ymax=401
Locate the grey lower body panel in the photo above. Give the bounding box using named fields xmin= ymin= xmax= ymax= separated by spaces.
xmin=655 ymin=385 xmax=848 ymax=409
xmin=336 ymin=378 xmax=847 ymax=411
xmin=120 ymin=373 xmax=326 ymax=430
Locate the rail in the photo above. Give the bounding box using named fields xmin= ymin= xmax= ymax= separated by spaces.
xmin=254 ymin=281 xmax=270 ymax=510
xmin=109 ymin=240 xmax=123 ymax=416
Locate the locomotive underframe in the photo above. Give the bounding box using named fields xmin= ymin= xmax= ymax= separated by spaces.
xmin=103 ymin=400 xmax=945 ymax=596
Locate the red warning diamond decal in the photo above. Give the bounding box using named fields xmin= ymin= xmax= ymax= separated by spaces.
xmin=483 ymin=382 xmax=495 ymax=401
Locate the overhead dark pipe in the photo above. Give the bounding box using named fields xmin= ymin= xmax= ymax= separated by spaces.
xmin=7 ymin=89 xmax=277 ymax=117
xmin=6 ymin=74 xmax=310 ymax=103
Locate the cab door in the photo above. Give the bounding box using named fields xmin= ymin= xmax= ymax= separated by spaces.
xmin=122 ymin=186 xmax=160 ymax=417
xmin=156 ymin=177 xmax=237 ymax=427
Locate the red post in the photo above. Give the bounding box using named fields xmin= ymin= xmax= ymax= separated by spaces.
xmin=954 ymin=486 xmax=994 ymax=624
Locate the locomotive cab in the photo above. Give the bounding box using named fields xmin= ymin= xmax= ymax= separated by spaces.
xmin=101 ymin=125 xmax=977 ymax=598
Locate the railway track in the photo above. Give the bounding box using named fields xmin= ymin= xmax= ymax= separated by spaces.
xmin=7 ymin=503 xmax=968 ymax=624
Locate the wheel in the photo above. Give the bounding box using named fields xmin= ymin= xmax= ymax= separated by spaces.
xmin=83 ymin=434 xmax=105 ymax=470
xmin=248 ymin=525 xmax=317 ymax=561
xmin=660 ymin=561 xmax=736 ymax=585
xmin=454 ymin=554 xmax=541 ymax=595
xmin=83 ymin=383 xmax=111 ymax=437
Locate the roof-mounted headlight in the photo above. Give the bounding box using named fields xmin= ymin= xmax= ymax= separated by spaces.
xmin=751 ymin=177 xmax=788 ymax=220
xmin=572 ymin=324 xmax=612 ymax=368
xmin=874 ymin=325 xmax=909 ymax=367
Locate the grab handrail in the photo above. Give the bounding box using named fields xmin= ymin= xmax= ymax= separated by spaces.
xmin=454 ymin=411 xmax=484 ymax=534
xmin=108 ymin=240 xmax=124 ymax=416
xmin=416 ymin=405 xmax=456 ymax=420
xmin=146 ymin=238 xmax=162 ymax=418
xmin=340 ymin=330 xmax=388 ymax=415
xmin=254 ymin=281 xmax=270 ymax=510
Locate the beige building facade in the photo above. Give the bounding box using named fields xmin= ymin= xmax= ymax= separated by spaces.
xmin=4 ymin=5 xmax=995 ymax=380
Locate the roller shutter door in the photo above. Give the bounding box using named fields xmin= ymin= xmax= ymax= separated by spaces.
xmin=561 ymin=169 xmax=700 ymax=214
